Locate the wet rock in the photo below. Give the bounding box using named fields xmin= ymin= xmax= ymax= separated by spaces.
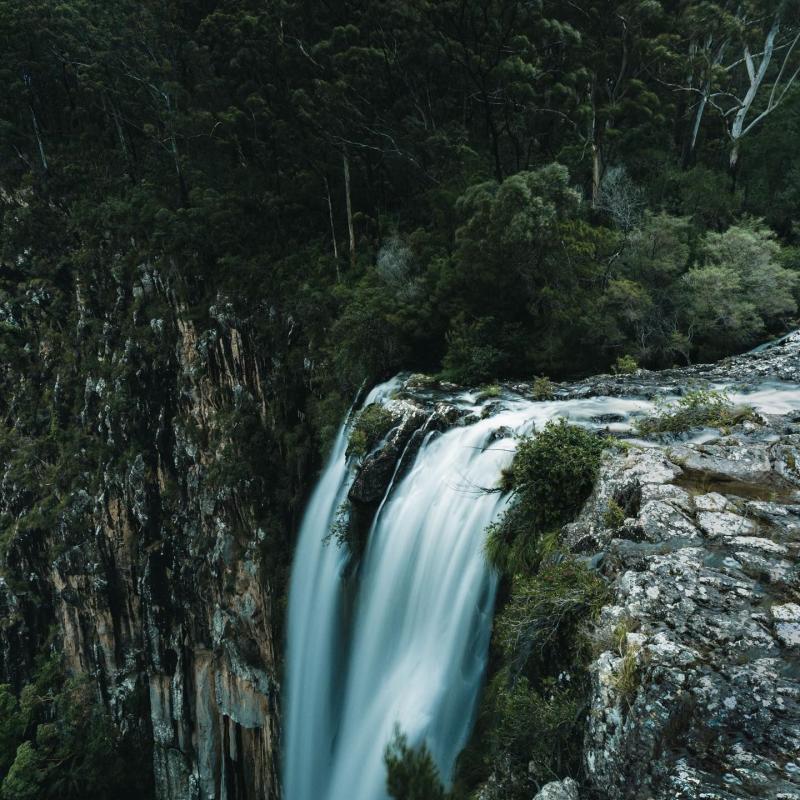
xmin=533 ymin=778 xmax=580 ymax=800
xmin=348 ymin=404 xmax=429 ymax=505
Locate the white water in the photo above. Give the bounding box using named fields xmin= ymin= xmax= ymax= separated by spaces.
xmin=284 ymin=374 xmax=800 ymax=800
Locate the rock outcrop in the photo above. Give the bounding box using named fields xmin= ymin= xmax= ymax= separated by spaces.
xmin=0 ymin=269 xmax=300 ymax=799
xmin=3 ymin=241 xmax=797 ymax=800
xmin=562 ymin=347 xmax=800 ymax=798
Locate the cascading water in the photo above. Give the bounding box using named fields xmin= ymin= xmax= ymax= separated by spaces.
xmin=283 ymin=365 xmax=800 ymax=800
xmin=283 ymin=383 xmax=537 ymax=800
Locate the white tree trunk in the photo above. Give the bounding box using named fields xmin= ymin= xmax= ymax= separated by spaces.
xmin=343 ymin=152 xmax=355 ymax=268
xmin=324 ymin=176 xmax=340 ymax=280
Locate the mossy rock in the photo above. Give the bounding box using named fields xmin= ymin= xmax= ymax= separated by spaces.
xmin=346 ymin=404 xmax=397 ymax=460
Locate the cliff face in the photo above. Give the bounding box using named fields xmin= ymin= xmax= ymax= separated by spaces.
xmin=0 ymin=261 xmax=310 ymax=799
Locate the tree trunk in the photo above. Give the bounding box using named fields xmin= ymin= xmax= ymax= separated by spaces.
xmin=324 ymin=175 xmax=340 ymax=280
xmin=686 ymin=86 xmax=709 ymax=165
xmin=343 ymin=152 xmax=356 ymax=269
xmin=728 ymin=138 xmax=741 ymax=191
xmin=592 ymin=141 xmax=603 ymax=209
xmin=30 ymin=106 xmax=48 ymax=172
xmin=590 ymin=80 xmax=603 ymax=208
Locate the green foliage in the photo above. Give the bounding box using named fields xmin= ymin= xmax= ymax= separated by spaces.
xmin=458 ymin=557 xmax=609 ymax=797
xmin=477 ymin=384 xmax=502 ymax=402
xmin=441 ymin=317 xmax=509 ymax=385
xmin=487 ymin=420 xmax=605 ymax=575
xmin=681 ymin=221 xmax=799 ymax=359
xmin=513 ymin=420 xmax=606 ymax=530
xmin=612 ymin=355 xmax=639 ymax=375
xmin=531 ymin=376 xmax=555 ymax=401
xmin=613 ymin=651 xmax=641 ymax=709
xmin=484 ymin=675 xmax=579 ymax=792
xmin=495 ymin=559 xmax=610 ymax=679
xmin=603 ymin=499 xmax=626 ymax=529
xmin=0 ymin=656 xmax=150 ymax=800
xmin=347 ymin=405 xmax=396 ymax=460
xmin=1 ymin=742 xmax=41 ymax=800
xmin=637 ymin=388 xmax=758 ymax=436
xmin=0 ymin=687 xmax=24 ymax=777
xmin=0 ymin=1 xmax=798 ymax=793
xmin=385 ymin=729 xmax=449 ymax=800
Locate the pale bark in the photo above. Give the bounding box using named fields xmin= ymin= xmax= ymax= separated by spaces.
xmin=343 ymin=152 xmax=355 ymax=268
xmin=324 ymin=175 xmax=340 ymax=280
xmin=30 ymin=106 xmax=47 ymax=172
xmin=688 ymin=39 xmax=728 ymax=157
xmin=721 ymin=7 xmax=800 ymax=172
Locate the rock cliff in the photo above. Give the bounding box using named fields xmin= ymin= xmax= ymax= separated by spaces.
xmin=2 ymin=242 xmax=798 ymax=800
xmin=0 ymin=265 xmax=312 ymax=799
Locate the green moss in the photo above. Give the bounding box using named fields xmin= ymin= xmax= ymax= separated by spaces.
xmin=347 ymin=404 xmax=396 ymax=460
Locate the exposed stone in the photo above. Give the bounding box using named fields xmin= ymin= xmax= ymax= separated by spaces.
xmin=571 ymin=397 xmax=800 ymax=800
xmin=533 ymin=778 xmax=580 ymax=800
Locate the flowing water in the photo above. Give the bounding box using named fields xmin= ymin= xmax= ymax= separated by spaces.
xmin=283 ymin=372 xmax=800 ymax=800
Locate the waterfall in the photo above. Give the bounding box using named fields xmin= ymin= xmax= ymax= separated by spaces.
xmin=283 ymin=382 xmax=534 ymax=800
xmin=283 ymin=374 xmax=800 ymax=800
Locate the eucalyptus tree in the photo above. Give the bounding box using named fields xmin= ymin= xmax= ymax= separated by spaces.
xmin=669 ymin=0 xmax=800 ymax=174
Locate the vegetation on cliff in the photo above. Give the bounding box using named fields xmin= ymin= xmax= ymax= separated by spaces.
xmin=486 ymin=420 xmax=605 ymax=575
xmin=455 ymin=422 xmax=610 ymax=798
xmin=0 ymin=656 xmax=150 ymax=800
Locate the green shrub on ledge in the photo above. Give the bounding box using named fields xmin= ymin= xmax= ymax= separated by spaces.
xmin=636 ymin=388 xmax=758 ymax=436
xmin=487 ymin=419 xmax=605 ymax=575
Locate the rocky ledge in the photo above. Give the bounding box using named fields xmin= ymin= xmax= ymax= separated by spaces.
xmin=568 ymin=417 xmax=800 ymax=799
xmin=560 ymin=342 xmax=800 ymax=799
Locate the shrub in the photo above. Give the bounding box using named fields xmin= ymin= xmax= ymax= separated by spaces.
xmin=487 ymin=420 xmax=605 ymax=575
xmin=347 ymin=404 xmax=396 ymax=460
xmin=495 ymin=558 xmax=610 ymax=678
xmin=612 ymin=651 xmax=640 ymax=710
xmin=441 ymin=317 xmax=508 ymax=384
xmin=477 ymin=384 xmax=502 ymax=402
xmin=636 ymin=388 xmax=758 ymax=436
xmin=514 ymin=419 xmax=605 ymax=528
xmin=488 ymin=674 xmax=580 ymax=788
xmin=0 ymin=656 xmax=151 ymax=800
xmin=603 ymin=499 xmax=626 ymax=530
xmin=531 ymin=376 xmax=554 ymax=400
xmin=612 ymin=354 xmax=639 ymax=375
xmin=461 ymin=557 xmax=609 ymax=798
xmin=385 ymin=729 xmax=449 ymax=800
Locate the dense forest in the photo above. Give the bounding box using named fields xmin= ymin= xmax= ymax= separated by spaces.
xmin=0 ymin=0 xmax=799 ymax=797
xmin=3 ymin=0 xmax=800 ymax=394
